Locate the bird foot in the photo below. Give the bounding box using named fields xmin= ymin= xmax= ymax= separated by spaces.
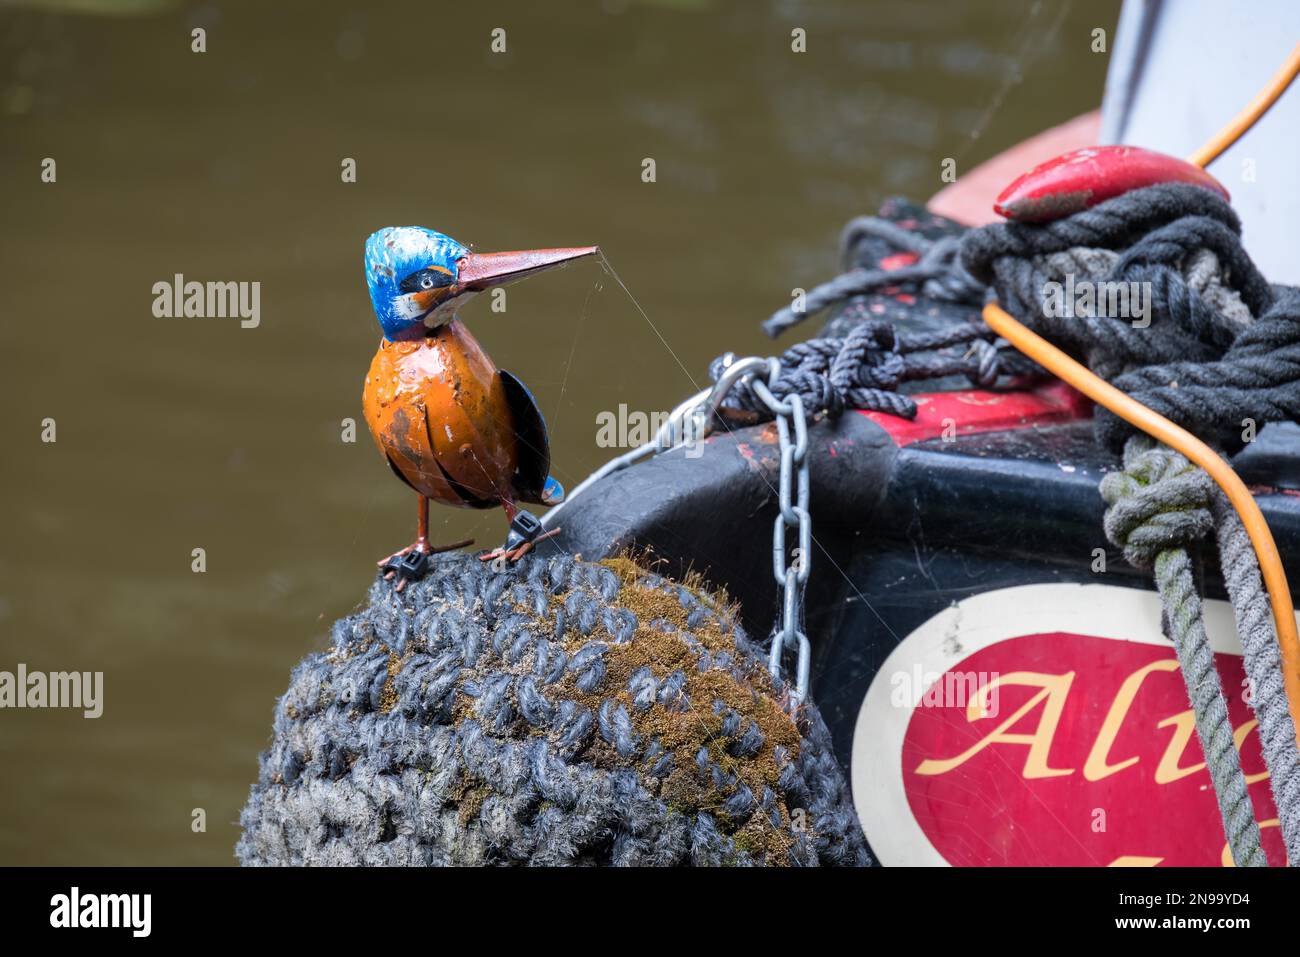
xmin=478 ymin=527 xmax=561 ymax=565
xmin=478 ymin=510 xmax=560 ymax=565
xmin=379 ymin=537 xmax=474 ymax=591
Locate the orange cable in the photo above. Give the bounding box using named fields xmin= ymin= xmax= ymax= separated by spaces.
xmin=982 ymin=40 xmax=1300 ymax=747
xmin=1188 ymin=42 xmax=1300 ymax=168
xmin=983 ymin=304 xmax=1300 ymax=747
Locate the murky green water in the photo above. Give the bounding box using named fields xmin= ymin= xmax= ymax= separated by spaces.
xmin=0 ymin=0 xmax=1114 ymax=864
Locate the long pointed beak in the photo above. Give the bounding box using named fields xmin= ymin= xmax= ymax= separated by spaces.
xmin=455 ymin=246 xmax=599 ymax=292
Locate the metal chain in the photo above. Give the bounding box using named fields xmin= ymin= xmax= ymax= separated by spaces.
xmin=751 ymin=368 xmax=812 ymax=704
xmin=544 ymin=353 xmax=815 ymax=704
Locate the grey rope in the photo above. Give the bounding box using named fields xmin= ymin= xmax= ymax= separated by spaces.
xmin=1212 ymin=494 xmax=1300 ymax=862
xmin=1101 ymin=436 xmax=1267 ymax=867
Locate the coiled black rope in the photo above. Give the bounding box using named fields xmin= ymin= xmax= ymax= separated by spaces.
xmin=724 ymin=184 xmax=1300 ymax=452
xmin=761 ymin=217 xmax=985 ymax=339
xmin=711 ymin=313 xmax=1039 ymax=420
xmin=961 ymin=182 xmax=1300 ymax=452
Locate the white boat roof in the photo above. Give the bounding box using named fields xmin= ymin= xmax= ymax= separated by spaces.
xmin=1102 ymin=0 xmax=1300 ymax=284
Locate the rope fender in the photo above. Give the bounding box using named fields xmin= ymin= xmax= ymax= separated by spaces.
xmin=237 ymin=553 xmax=870 ymax=866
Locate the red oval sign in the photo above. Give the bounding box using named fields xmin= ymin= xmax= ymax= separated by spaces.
xmin=900 ymin=631 xmax=1283 ymax=866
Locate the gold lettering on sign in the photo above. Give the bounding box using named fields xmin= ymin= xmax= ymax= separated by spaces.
xmin=1154 ymin=710 xmax=1204 ymax=783
xmin=914 ymin=671 xmax=1075 ymax=779
xmin=1084 ymin=659 xmax=1179 ymax=781
xmin=1108 ymin=856 xmax=1164 ymax=866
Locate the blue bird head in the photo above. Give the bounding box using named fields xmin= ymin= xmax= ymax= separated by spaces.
xmin=365 ymin=226 xmax=468 ymax=341
xmin=365 ymin=226 xmax=599 ymax=341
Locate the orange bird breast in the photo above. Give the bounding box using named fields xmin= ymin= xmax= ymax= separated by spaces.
xmin=362 ymin=319 xmax=519 ymax=508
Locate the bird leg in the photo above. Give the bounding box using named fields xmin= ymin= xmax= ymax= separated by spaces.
xmin=379 ymin=496 xmax=473 ymax=591
xmin=478 ymin=503 xmax=560 ymax=564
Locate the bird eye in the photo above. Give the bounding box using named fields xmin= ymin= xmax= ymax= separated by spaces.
xmin=400 ymin=267 xmax=454 ymax=294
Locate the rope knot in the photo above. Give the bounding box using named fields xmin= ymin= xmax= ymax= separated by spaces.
xmin=1099 ymin=436 xmax=1215 ymax=570
xmin=829 ymin=321 xmax=897 ymax=391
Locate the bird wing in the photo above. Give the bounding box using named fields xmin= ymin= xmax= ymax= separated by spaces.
xmin=498 ymin=369 xmax=552 ymax=506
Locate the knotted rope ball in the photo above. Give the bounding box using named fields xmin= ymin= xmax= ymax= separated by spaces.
xmin=237 ymin=553 xmax=869 ymax=866
xmin=1100 ymin=436 xmax=1216 ymax=571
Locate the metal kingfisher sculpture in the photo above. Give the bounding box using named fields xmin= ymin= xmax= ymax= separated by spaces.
xmin=362 ymin=226 xmax=596 ymax=589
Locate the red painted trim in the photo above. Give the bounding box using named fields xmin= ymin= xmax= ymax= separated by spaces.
xmin=857 ymin=381 xmax=1091 ymax=446
xmin=993 ymin=145 xmax=1229 ymax=223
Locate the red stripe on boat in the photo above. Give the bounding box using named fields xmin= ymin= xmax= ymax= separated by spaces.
xmin=857 ymin=381 xmax=1091 ymax=446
